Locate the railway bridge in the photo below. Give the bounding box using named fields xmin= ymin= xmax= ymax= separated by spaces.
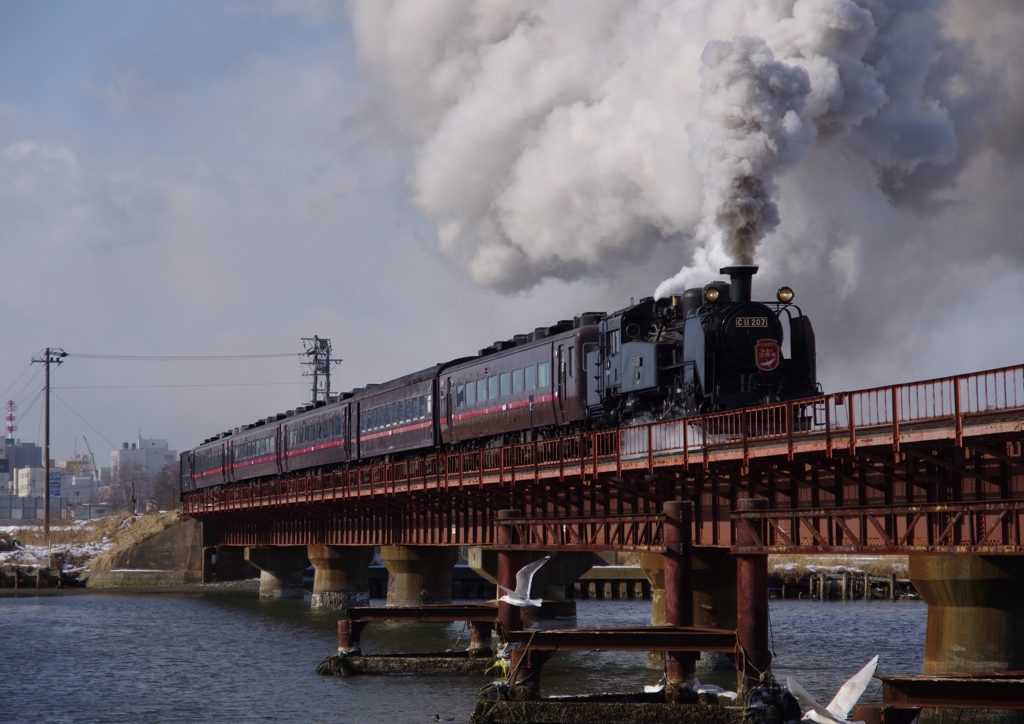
xmin=185 ymin=363 xmax=1024 ymax=701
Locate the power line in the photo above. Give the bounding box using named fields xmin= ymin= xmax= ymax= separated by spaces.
xmin=0 ymin=362 xmax=35 ymax=400
xmin=55 ymin=382 xmax=300 ymax=390
xmin=67 ymin=353 xmax=301 ymax=361
xmin=50 ymin=391 xmax=119 ymax=452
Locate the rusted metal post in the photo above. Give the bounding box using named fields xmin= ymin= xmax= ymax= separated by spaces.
xmin=497 ymin=509 xmax=522 ymax=634
xmin=509 ymin=646 xmax=554 ymax=697
xmin=337 ymin=618 xmax=366 ymax=654
xmin=469 ymin=620 xmax=494 ymax=655
xmin=735 ymin=497 xmax=770 ymax=693
xmin=664 ymin=500 xmax=696 ymax=683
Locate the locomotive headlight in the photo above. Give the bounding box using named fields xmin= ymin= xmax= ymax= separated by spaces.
xmin=777 ymin=286 xmax=794 ymax=303
xmin=704 ymin=287 xmax=720 ymax=302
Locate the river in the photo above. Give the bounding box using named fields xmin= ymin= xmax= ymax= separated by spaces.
xmin=0 ymin=592 xmax=926 ymax=723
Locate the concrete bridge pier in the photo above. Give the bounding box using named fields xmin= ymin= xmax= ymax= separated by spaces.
xmin=307 ymin=545 xmax=373 ymax=610
xmin=910 ymin=554 xmax=1024 ymax=674
xmin=469 ymin=545 xmax=592 ymax=630
xmin=244 ymin=546 xmax=309 ymax=599
xmin=380 ymin=545 xmax=458 ymax=606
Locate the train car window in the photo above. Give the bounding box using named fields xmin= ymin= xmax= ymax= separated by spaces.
xmin=477 ymin=379 xmax=487 ymax=404
xmin=405 ymin=399 xmax=412 ymax=422
xmin=500 ymin=372 xmax=510 ymax=396
xmin=525 ymin=365 xmax=537 ymax=390
xmin=466 ymin=381 xmax=476 ymax=405
xmin=427 ymin=394 xmax=433 ymax=415
xmin=488 ymin=376 xmax=498 ymax=400
xmin=538 ymin=361 xmax=551 ymax=388
xmin=568 ymin=347 xmax=574 ymax=376
xmin=420 ymin=396 xmax=427 ymax=418
xmin=457 ymin=385 xmax=465 ymax=407
xmin=512 ymin=369 xmax=523 ymax=394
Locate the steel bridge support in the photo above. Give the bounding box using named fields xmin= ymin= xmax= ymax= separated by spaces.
xmin=735 ymin=497 xmax=771 ymax=693
xmin=663 ymin=500 xmax=696 ymax=685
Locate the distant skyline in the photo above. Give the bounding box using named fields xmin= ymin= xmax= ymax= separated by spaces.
xmin=3 ymin=2 xmax=1024 ymax=464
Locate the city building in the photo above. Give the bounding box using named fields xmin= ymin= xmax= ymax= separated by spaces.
xmin=1 ymin=438 xmax=43 ymax=496
xmin=109 ymin=437 xmax=178 ymax=504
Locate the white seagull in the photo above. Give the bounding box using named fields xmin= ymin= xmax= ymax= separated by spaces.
xmin=497 ymin=556 xmax=551 ymax=607
xmin=788 ymin=655 xmax=879 ymax=723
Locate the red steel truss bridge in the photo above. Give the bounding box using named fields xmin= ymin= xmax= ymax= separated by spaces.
xmin=185 ymin=364 xmax=1024 ymax=555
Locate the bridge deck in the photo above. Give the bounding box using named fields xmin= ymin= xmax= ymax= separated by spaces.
xmin=186 ymin=364 xmax=1024 ymax=554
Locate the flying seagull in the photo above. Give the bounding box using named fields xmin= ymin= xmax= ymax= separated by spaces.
xmin=497 ymin=556 xmax=551 ymax=607
xmin=788 ymin=655 xmax=880 ymax=723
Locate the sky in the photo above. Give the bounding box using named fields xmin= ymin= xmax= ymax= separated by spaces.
xmin=1 ymin=1 xmax=1023 ymax=466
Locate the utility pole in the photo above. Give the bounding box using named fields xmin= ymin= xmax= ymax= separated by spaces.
xmin=31 ymin=348 xmax=66 ymax=550
xmin=301 ymin=336 xmax=342 ymax=403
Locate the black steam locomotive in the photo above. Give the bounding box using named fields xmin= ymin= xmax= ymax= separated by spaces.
xmin=181 ymin=265 xmax=817 ymax=493
xmin=588 ymin=265 xmax=817 ymax=425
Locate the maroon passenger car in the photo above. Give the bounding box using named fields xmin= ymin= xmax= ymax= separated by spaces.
xmin=440 ymin=322 xmax=599 ymax=445
xmin=281 ymin=400 xmax=351 ymax=473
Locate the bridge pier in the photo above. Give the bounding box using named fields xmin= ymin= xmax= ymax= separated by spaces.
xmin=663 ymin=500 xmax=696 ymax=686
xmin=307 ymin=545 xmax=372 ymax=611
xmin=911 ymin=554 xmax=1024 ymax=674
xmin=735 ymin=498 xmax=771 ymax=694
xmin=469 ymin=546 xmax=592 ymax=629
xmin=380 ymin=545 xmax=458 ymax=606
xmin=244 ymin=546 xmax=309 ymax=599
xmin=640 ymin=543 xmax=736 ymax=671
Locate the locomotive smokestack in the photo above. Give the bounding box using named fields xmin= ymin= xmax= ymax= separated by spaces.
xmin=720 ymin=265 xmax=758 ymax=303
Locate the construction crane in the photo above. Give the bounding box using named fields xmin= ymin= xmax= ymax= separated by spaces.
xmin=82 ymin=436 xmax=99 ymax=481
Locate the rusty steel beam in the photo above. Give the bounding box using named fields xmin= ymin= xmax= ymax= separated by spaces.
xmin=503 ymin=626 xmax=736 ymax=652
xmin=346 ymin=604 xmax=498 ymax=623
xmin=881 ymin=672 xmax=1024 ymax=709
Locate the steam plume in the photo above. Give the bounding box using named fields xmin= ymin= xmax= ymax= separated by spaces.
xmin=352 ymin=1 xmax=970 ymax=299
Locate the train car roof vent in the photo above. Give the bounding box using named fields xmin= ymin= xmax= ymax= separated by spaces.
xmin=265 ymin=416 xmax=276 ymax=423
xmin=513 ymin=334 xmax=530 ymax=346
xmin=275 ymin=413 xmax=286 ymax=420
xmin=254 ymin=419 xmax=266 ymax=427
xmin=576 ymin=312 xmax=604 ymax=327
xmin=314 ymin=400 xmax=326 ymax=408
xmin=531 ymin=327 xmax=550 ymax=342
xmin=478 ymin=345 xmax=497 ymax=356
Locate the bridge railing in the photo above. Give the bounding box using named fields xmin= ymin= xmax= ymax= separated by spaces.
xmin=182 ymin=364 xmax=1024 ymax=513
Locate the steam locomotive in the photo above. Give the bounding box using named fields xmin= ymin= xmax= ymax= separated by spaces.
xmin=180 ymin=265 xmax=817 ymax=493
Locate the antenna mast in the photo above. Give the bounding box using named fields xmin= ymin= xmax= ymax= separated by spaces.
xmin=301 ymin=336 xmax=342 ymax=403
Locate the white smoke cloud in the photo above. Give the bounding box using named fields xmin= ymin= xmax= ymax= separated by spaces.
xmin=349 ymin=0 xmax=962 ymax=297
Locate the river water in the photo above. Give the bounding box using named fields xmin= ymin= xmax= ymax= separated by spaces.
xmin=0 ymin=592 xmax=926 ymax=723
